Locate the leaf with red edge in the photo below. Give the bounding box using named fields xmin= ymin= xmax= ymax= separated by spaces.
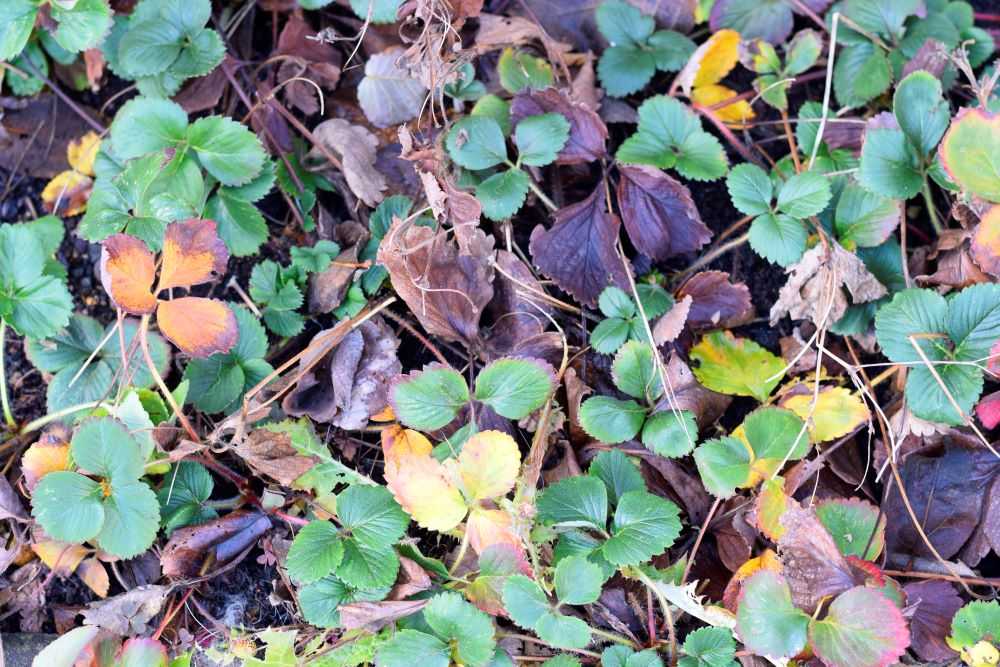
xmin=777 ymin=502 xmax=860 ymax=612
xmin=903 ymin=580 xmax=963 ymax=662
xmin=157 ymin=219 xmax=229 ymax=291
xmin=529 ymin=184 xmax=630 ymax=307
xmin=117 ymin=637 xmax=169 ymax=667
xmin=676 ymin=270 xmax=753 ymax=329
xmin=617 ymin=164 xmax=712 ymax=260
xmin=510 ymin=88 xmax=607 ymax=164
xmin=100 ymin=235 xmax=157 ymax=314
xmin=939 ymin=108 xmax=1000 ymax=203
xmin=977 ymin=389 xmax=1000 ymax=429
xmin=156 ymin=297 xmax=237 ymax=357
xmin=809 ymin=586 xmax=910 ymax=667
xmin=735 ymin=570 xmax=809 ymax=659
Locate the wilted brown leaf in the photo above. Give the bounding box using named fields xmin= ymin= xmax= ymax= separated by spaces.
xmin=484 ymin=250 xmax=554 ymax=358
xmin=308 ymin=119 xmax=387 ymax=207
xmin=340 ymin=600 xmax=428 ymax=632
xmin=80 ymin=585 xmax=168 ymax=635
xmin=161 ymin=511 xmax=272 ymax=578
xmin=236 ymin=429 xmax=321 ymax=487
xmin=652 ymin=295 xmax=691 ymax=345
xmin=283 ymin=317 xmax=401 ymax=429
xmin=275 ymin=14 xmax=341 ymax=115
xmin=653 ymin=353 xmax=731 ymax=429
xmin=676 ymin=271 xmax=754 ymax=329
xmin=617 ymin=164 xmax=712 ymax=260
xmin=310 ymin=221 xmax=368 ymax=314
xmin=529 ymin=184 xmax=630 ymax=307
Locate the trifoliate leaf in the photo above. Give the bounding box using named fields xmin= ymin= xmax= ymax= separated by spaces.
xmin=599 ymin=286 xmax=636 ymax=319
xmin=389 ymin=365 xmax=469 ymax=430
xmin=599 ymin=46 xmax=657 ymax=97
xmin=474 ymin=357 xmax=555 ymax=420
xmin=335 ymin=538 xmax=399 ymax=589
xmin=337 ymin=484 xmax=408 ymax=549
xmin=286 ymin=521 xmax=344 ymax=584
xmin=690 ymin=330 xmax=785 ymax=401
xmin=727 ymin=163 xmax=773 ymax=216
xmin=601 ymin=490 xmax=681 ymax=566
xmin=595 ymin=0 xmax=653 ymax=46
xmin=588 ymin=449 xmax=645 ymax=506
xmin=31 ymin=472 xmax=104 ymax=543
xmin=874 ymin=288 xmax=949 ymax=363
xmin=187 ymin=116 xmax=266 ymax=187
xmin=109 ymin=97 xmax=188 ymax=160
xmin=97 ymin=479 xmax=160 ymax=558
xmin=776 ymin=171 xmax=832 ymax=219
xmin=612 ymin=341 xmax=663 ymax=402
xmin=858 ymin=127 xmax=923 ymax=199
xmin=679 ymin=627 xmax=738 ymax=667
xmin=578 ymin=396 xmax=647 ymax=444
xmin=72 ymin=417 xmax=145 ymax=482
xmin=423 ymin=592 xmax=497 ymax=667
xmin=205 ymin=189 xmax=269 ymax=257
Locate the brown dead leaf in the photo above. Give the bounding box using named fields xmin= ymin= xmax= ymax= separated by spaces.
xmin=275 ymin=14 xmax=341 ymax=115
xmin=676 ymin=271 xmax=754 ymax=329
xmin=77 ymin=557 xmax=110 ymax=598
xmin=0 ymin=473 xmax=27 ymax=522
xmin=617 ymin=164 xmax=712 ymax=259
xmin=769 ymin=242 xmax=887 ymax=328
xmin=474 ymin=14 xmax=574 ymax=63
xmin=652 ymin=295 xmax=691 ymax=345
xmin=81 ymin=585 xmax=168 ymax=635
xmin=161 ymin=511 xmax=272 ymax=578
xmin=485 ymin=250 xmax=554 ymax=358
xmin=283 ymin=317 xmax=401 ymax=429
xmin=236 ymin=429 xmax=320 ymax=486
xmin=653 ymin=353 xmax=731 ymax=429
xmin=310 ymin=221 xmax=368 ymax=313
xmin=308 ymin=119 xmax=387 ymax=207
xmin=903 ymin=580 xmax=962 ymax=662
xmin=0 ymin=563 xmax=46 ymax=631
xmin=377 ymin=215 xmax=495 ymax=346
xmin=340 ymin=599 xmax=428 ymax=632
xmin=389 ymin=556 xmax=432 ymax=600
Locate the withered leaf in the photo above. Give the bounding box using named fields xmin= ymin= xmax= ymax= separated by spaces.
xmin=652 ymin=353 xmax=731 ymax=430
xmin=511 ymin=88 xmax=607 ymax=164
xmin=308 ymin=119 xmax=387 ymax=207
xmin=81 ymin=585 xmax=168 ymax=635
xmin=529 ymin=184 xmax=630 ymax=307
xmin=485 ymin=250 xmax=553 ymax=358
xmin=309 ymin=221 xmax=368 ymax=314
xmin=676 ymin=271 xmax=754 ymax=329
xmin=340 ymin=600 xmax=428 ymax=632
xmin=770 ymin=242 xmax=887 ymax=328
xmin=276 ymin=15 xmax=341 ymax=115
xmin=617 ymin=164 xmax=712 ymax=260
xmin=0 ymin=473 xmax=27 ymax=522
xmin=903 ymin=580 xmax=962 ymax=662
xmin=652 ymin=294 xmax=691 ymax=345
xmin=161 ymin=511 xmax=272 ymax=578
xmin=377 ymin=216 xmax=495 ymax=346
xmin=236 ymin=429 xmax=320 ymax=486
xmin=283 ymin=317 xmax=401 ymax=429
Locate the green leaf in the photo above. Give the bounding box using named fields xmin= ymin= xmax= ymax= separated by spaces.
xmin=286 ymin=521 xmax=344 ymax=584
xmin=349 ymin=0 xmax=402 ymax=23
xmin=536 ymin=612 xmax=592 ymax=650
xmin=7 ymin=41 xmax=46 ymax=97
xmin=648 ymin=30 xmax=695 ymax=71
xmin=939 ymin=108 xmax=1000 ymax=203
xmin=693 ymin=437 xmax=752 ymax=498
xmin=0 ymin=0 xmax=37 ymax=61
xmin=475 ymin=358 xmax=555 ymax=419
xmin=735 ymin=571 xmax=809 ymax=659
xmin=515 ymin=113 xmax=571 ymax=167
xmin=471 ymin=95 xmax=512 ymax=136
xmin=170 ymin=27 xmax=224 ymax=79
xmin=498 ymin=48 xmax=553 ymax=94
xmin=893 ymin=70 xmax=949 ymax=156
xmin=599 ymin=286 xmax=636 ymax=319
xmin=578 ymin=396 xmax=647 ymax=444
xmin=679 ymin=627 xmax=738 ymax=667
xmin=595 ymin=0 xmax=653 ymax=46
xmin=591 ymin=318 xmax=631 ymax=354
xmin=833 ymin=42 xmax=891 ymax=108
xmin=157 ymin=461 xmax=215 ymax=536
xmin=603 ymin=646 xmax=664 ymax=667
xmin=949 ymin=600 xmax=1000 ymax=648
xmin=833 ymin=182 xmax=900 ymax=248
xmin=815 ymin=498 xmax=884 ymax=560
xmin=947 ymin=283 xmax=1000 ymax=362
xmin=537 ymin=476 xmax=608 ymax=530
xmin=116 ymin=20 xmax=183 ymax=78
xmin=98 ymin=479 xmax=160 ymax=558
xmin=641 ymin=409 xmax=698 ymax=458
xmin=31 ymin=471 xmax=104 ymax=543
xmin=476 ymin=168 xmax=530 ymax=221
xmin=51 ymin=0 xmax=113 ymax=54
xmin=776 ymin=171 xmax=832 ymax=218
xmin=743 ymin=407 xmax=809 ymax=464
xmin=377 ymin=630 xmax=450 ymax=667
xmin=205 ymin=189 xmax=269 ymax=257
xmin=808 ymin=587 xmax=909 ymax=667
xmin=748 ymin=213 xmax=806 ymax=266
xmin=601 ymin=490 xmax=681 ymax=566
xmin=389 ymin=365 xmax=469 ymax=430
xmin=612 ymin=341 xmax=663 ymax=402
xmin=598 ymin=46 xmax=656 ymax=98
xmin=589 ymin=449 xmax=645 ymax=507
xmin=874 ymin=288 xmax=949 ymax=363
xmin=72 ymin=417 xmax=145 ymax=482
xmin=858 ymin=128 xmax=923 ymax=199
xmin=336 ymin=484 xmax=408 ymax=550
xmin=502 ymin=575 xmax=551 ymax=629
xmin=446 ymin=116 xmax=508 ymax=170
xmin=905 ymin=363 xmax=982 ymax=426
xmin=554 ymin=555 xmax=605 ymax=605
xmin=298 ymin=576 xmax=389 ymax=629
xmin=188 ymin=116 xmax=267 ymax=186
xmin=110 ymin=97 xmax=188 ymax=160
xmin=335 ymin=538 xmax=399 ymax=589
xmin=423 ymin=592 xmax=497 ymax=666
xmin=690 ymin=331 xmax=785 ymax=401
xmin=727 ymin=164 xmax=773 ymax=216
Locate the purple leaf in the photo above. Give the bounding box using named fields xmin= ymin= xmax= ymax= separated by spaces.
xmin=617 ymin=164 xmax=712 ymax=260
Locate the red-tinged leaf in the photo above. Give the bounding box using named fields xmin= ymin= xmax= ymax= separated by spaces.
xmin=617 ymin=164 xmax=712 ymax=260
xmin=100 ymin=234 xmax=157 ymax=314
xmin=529 ymin=184 xmax=630 ymax=307
xmin=510 ymin=87 xmax=607 ymax=164
xmin=161 ymin=511 xmax=271 ymax=578
xmin=116 ymin=638 xmax=169 ymax=667
xmin=156 ymin=297 xmax=237 ymax=357
xmin=972 ymin=206 xmax=1000 ymax=279
xmin=809 ymin=587 xmax=910 ymax=667
xmin=676 ymin=270 xmax=754 ymax=329
xmin=157 ymin=219 xmax=229 ymax=292
xmin=21 ymin=433 xmax=69 ymax=491
xmin=990 ymin=339 xmax=1000 ymax=375
xmin=467 ymin=507 xmax=526 ymax=559
xmin=735 ymin=570 xmax=809 ymax=659
xmin=903 ymin=580 xmax=962 ymax=662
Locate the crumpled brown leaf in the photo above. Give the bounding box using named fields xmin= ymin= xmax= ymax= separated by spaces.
xmin=510 ymin=88 xmax=607 ymax=164
xmin=653 ymin=353 xmax=731 ymax=429
xmin=770 ymin=242 xmax=887 ymax=328
xmin=80 ymin=585 xmax=168 ymax=635
xmin=0 ymin=473 xmax=27 ymax=522
xmin=340 ymin=599 xmax=428 ymax=632
xmin=308 ymin=119 xmax=387 ymax=207
xmin=918 ymin=228 xmax=990 ymax=288
xmin=652 ymin=295 xmax=691 ymax=345
xmin=358 ymin=48 xmax=427 ymax=128
xmin=617 ymin=164 xmax=712 ymax=260
xmin=377 ymin=215 xmax=495 ymax=346
xmin=236 ymin=429 xmax=321 ymax=487
xmin=676 ymin=271 xmax=754 ymax=329
xmin=283 ymin=317 xmax=401 ymax=429
xmin=529 ymin=184 xmax=630 ymax=307
xmin=161 ymin=511 xmax=272 ymax=578
xmin=275 ymin=14 xmax=341 ymax=115
xmin=484 ymin=250 xmax=555 ymax=359
xmin=0 ymin=563 xmax=46 ymax=631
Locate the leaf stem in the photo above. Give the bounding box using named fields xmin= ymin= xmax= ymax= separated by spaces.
xmin=921 ymin=177 xmax=943 ymax=234
xmin=636 ymin=569 xmax=678 ymax=665
xmin=447 ymin=526 xmax=471 ymax=576
xmin=139 ymin=314 xmax=200 ymax=442
xmin=0 ymin=320 xmax=14 ymax=429
xmin=527 ymin=178 xmax=558 ymax=212
xmin=591 ymin=627 xmax=639 ymax=649
xmin=21 ymin=401 xmax=103 ymax=435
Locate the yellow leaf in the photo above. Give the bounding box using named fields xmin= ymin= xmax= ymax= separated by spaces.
xmin=21 ymin=440 xmax=69 ymax=491
xmin=381 ymin=425 xmax=432 ymax=467
xmin=467 ymin=507 xmax=525 ymax=559
xmin=690 ymin=83 xmax=755 ymax=126
xmin=756 ymin=477 xmax=789 ymax=541
xmin=41 ymin=170 xmax=93 ymax=217
xmin=457 ymin=430 xmax=520 ymax=502
xmin=77 ymin=557 xmax=110 ymax=598
xmin=67 ymin=131 xmax=101 ymax=176
xmin=783 ymin=386 xmax=870 ymax=442
xmin=158 ymin=220 xmax=229 ymax=292
xmin=370 ymin=406 xmax=395 ymax=422
xmin=962 ymin=641 xmax=1000 ymax=667
xmin=733 ymin=549 xmax=782 ymax=582
xmin=156 ymin=297 xmax=238 ymax=358
xmin=383 ymin=433 xmax=467 ymax=532
xmin=33 ymin=540 xmax=87 ymax=576
xmin=680 ymin=29 xmax=741 ymax=91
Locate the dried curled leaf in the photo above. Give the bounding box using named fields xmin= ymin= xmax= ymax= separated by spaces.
xmin=308 ymin=118 xmax=387 ymax=207
xmin=676 ymin=271 xmax=753 ymax=329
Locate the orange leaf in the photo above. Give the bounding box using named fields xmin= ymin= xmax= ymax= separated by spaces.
xmin=33 ymin=540 xmax=87 ymax=576
xmin=381 ymin=425 xmax=433 ymax=468
xmin=156 ymin=297 xmax=238 ymax=357
xmin=457 ymin=430 xmax=520 ymax=502
xmin=157 ymin=219 xmax=229 ymax=292
xmin=100 ymin=235 xmax=158 ymax=314
xmin=370 ymin=406 xmax=396 ymax=422
xmin=67 ymin=131 xmax=101 ymax=176
xmin=467 ymin=507 xmax=527 ymax=563
xmin=77 ymin=558 xmax=110 ymax=598
xmin=41 ymin=171 xmax=93 ymax=217
xmin=21 ymin=440 xmax=69 ymax=491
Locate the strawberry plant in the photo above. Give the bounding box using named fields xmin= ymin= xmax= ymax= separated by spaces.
xmin=0 ymin=0 xmax=112 ymax=62
xmin=248 ymin=239 xmax=340 ymax=336
xmin=590 ymin=284 xmax=674 ymax=354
